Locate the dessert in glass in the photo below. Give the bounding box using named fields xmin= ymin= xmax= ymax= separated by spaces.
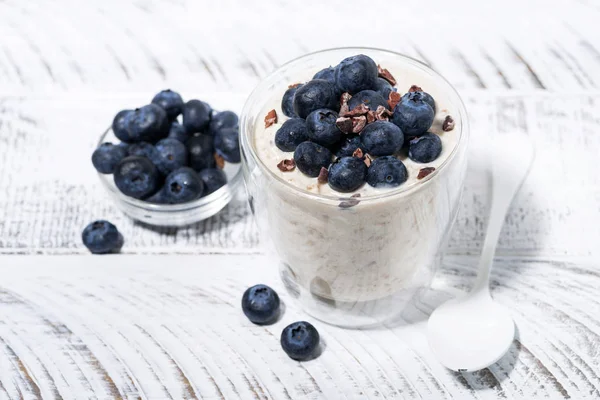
xmin=240 ymin=48 xmax=469 ymax=327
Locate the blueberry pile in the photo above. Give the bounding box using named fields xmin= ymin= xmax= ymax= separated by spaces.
xmin=92 ymin=89 xmax=240 ymax=204
xmin=272 ymin=55 xmax=453 ymax=192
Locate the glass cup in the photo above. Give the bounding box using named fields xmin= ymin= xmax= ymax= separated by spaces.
xmin=240 ymin=48 xmax=469 ymax=328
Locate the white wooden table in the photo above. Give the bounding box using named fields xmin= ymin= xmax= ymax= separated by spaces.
xmin=1 ymin=1 xmax=599 ymax=398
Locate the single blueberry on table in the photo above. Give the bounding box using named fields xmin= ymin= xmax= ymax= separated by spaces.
xmin=151 ymin=89 xmax=184 ymax=120
xmin=367 ymin=156 xmax=408 ymax=188
xmin=214 ymin=127 xmax=241 ymax=163
xmin=167 ymin=121 xmax=190 ymax=143
xmin=360 ymin=121 xmax=404 ymax=156
xmin=408 ymin=133 xmax=442 ymax=163
xmin=112 ymin=109 xmax=134 ymax=142
xmin=159 ymin=167 xmax=204 ymax=204
xmin=328 ymin=156 xmax=367 ymax=193
xmin=199 ymin=168 xmax=227 ymax=195
xmin=374 ymin=77 xmax=394 ymax=99
xmin=275 ymin=118 xmax=309 ymax=152
xmin=82 ymin=220 xmax=123 ymax=254
xmin=306 ymin=108 xmax=342 ymax=147
xmin=281 ymin=321 xmax=320 ymax=361
xmin=281 ymin=84 xmax=304 ymax=118
xmin=335 ymin=135 xmax=365 ymax=158
xmin=127 ymin=104 xmax=170 ymax=143
xmin=335 ymin=54 xmax=378 ymax=94
xmin=241 ymin=284 xmax=280 ymax=325
xmin=113 ymin=156 xmax=161 ymax=199
xmin=348 ymin=90 xmax=389 ymax=111
xmin=293 ymin=141 xmax=332 ymax=177
xmin=313 ymin=66 xmax=336 ymax=84
xmin=293 ymin=79 xmax=339 ymax=119
xmin=209 ymin=111 xmax=239 ymax=135
xmin=92 ymin=142 xmax=128 ymax=174
xmin=391 ymin=92 xmax=434 ymax=137
xmin=187 ymin=134 xmax=216 ymax=171
xmin=183 ymin=99 xmax=212 ymax=133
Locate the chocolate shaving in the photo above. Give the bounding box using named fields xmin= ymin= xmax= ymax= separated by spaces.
xmin=377 ymin=64 xmax=397 ymax=86
xmin=352 ymin=115 xmax=367 ymax=134
xmin=214 ymin=153 xmax=225 ymax=169
xmin=388 ymin=91 xmax=401 ymax=110
xmin=339 ymin=193 xmax=361 ymax=209
xmin=277 ymin=159 xmax=296 ymax=172
xmin=364 ymin=154 xmax=372 ymax=167
xmin=339 ymin=92 xmax=352 ymax=116
xmin=417 ymin=167 xmax=436 ymax=179
xmin=366 ymin=111 xmax=376 ymax=124
xmin=264 ymin=109 xmax=277 ymax=128
xmin=317 ymin=167 xmax=328 ymax=184
xmin=341 ymin=104 xmax=370 ymax=117
xmin=374 ymin=105 xmax=393 ymax=121
xmin=408 ymin=85 xmax=423 ymax=93
xmin=336 ymin=117 xmax=353 ymax=134
xmin=288 ymin=82 xmax=302 ymax=89
xmin=442 ymin=115 xmax=455 ymax=132
xmin=352 ymin=148 xmax=364 ymax=158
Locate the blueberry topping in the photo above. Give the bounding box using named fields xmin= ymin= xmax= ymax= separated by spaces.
xmin=127 ymin=104 xmax=170 ymax=143
xmin=409 ymin=87 xmax=436 ymax=112
xmin=313 ymin=66 xmax=336 ymax=84
xmin=328 ymin=156 xmax=367 ymax=193
xmin=293 ymin=79 xmax=339 ymax=119
xmin=347 ymin=90 xmax=389 ymax=111
xmin=293 ymin=141 xmax=332 ymax=177
xmin=154 ymin=138 xmax=188 ymax=175
xmin=275 ymin=118 xmax=309 ymax=152
xmin=374 ymin=77 xmax=394 ymax=99
xmin=281 ymin=321 xmax=320 ymax=361
xmin=305 ymin=108 xmax=342 ymax=147
xmin=187 ymin=134 xmax=216 ymax=171
xmin=209 ymin=111 xmax=239 ymax=135
xmin=82 ymin=220 xmax=123 ymax=254
xmin=408 ymin=133 xmax=442 ymax=163
xmin=242 ymin=284 xmax=280 ymax=325
xmin=112 ymin=109 xmax=134 ymax=142
xmin=151 ymin=89 xmax=184 ymax=120
xmin=391 ymin=92 xmax=434 ymax=137
xmin=214 ymin=127 xmax=240 ymax=163
xmin=113 ymin=156 xmax=161 ymax=199
xmin=281 ymin=84 xmax=304 ymax=118
xmin=183 ymin=100 xmax=212 ymax=133
xmin=198 ymin=168 xmax=227 ymax=195
xmin=335 ymin=135 xmax=365 ymax=158
xmin=159 ymin=167 xmax=204 ymax=204
xmin=167 ymin=121 xmax=189 ymax=143
xmin=92 ymin=142 xmax=128 ymax=174
xmin=360 ymin=121 xmax=404 ymax=156
xmin=367 ymin=156 xmax=408 ymax=188
xmin=334 ymin=54 xmax=378 ymax=94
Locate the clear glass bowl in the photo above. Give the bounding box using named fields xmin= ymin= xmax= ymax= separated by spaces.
xmin=240 ymin=47 xmax=470 ymax=327
xmin=97 ymin=127 xmax=243 ymax=227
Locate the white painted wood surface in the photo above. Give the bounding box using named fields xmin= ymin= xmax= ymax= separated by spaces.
xmin=0 ymin=0 xmax=599 ymax=398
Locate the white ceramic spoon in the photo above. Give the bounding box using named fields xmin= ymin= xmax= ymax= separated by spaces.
xmin=427 ymin=133 xmax=535 ymax=372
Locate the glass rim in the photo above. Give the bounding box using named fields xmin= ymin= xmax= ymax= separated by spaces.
xmin=240 ymin=46 xmax=470 ymax=203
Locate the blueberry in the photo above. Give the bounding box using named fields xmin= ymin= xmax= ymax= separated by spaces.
xmin=306 ymin=108 xmax=342 ymax=147
xmin=151 ymin=89 xmax=184 ymax=120
xmin=112 ymin=109 xmax=134 ymax=142
xmin=82 ymin=220 xmax=123 ymax=254
xmin=159 ymin=167 xmax=204 ymax=204
xmin=187 ymin=134 xmax=215 ymax=171
xmin=209 ymin=111 xmax=239 ymax=135
xmin=360 ymin=121 xmax=404 ymax=156
xmin=328 ymin=156 xmax=367 ymax=193
xmin=391 ymin=92 xmax=434 ymax=137
xmin=128 ymin=141 xmax=159 ymax=161
xmin=335 ymin=135 xmax=365 ymax=158
xmin=154 ymin=138 xmax=188 ymax=175
xmin=183 ymin=100 xmax=212 ymax=133
xmin=293 ymin=141 xmax=332 ymax=177
xmin=409 ymin=87 xmax=436 ymax=112
xmin=281 ymin=84 xmax=303 ymax=118
xmin=293 ymin=79 xmax=339 ymax=119
xmin=167 ymin=121 xmax=189 ymax=143
xmin=408 ymin=133 xmax=442 ymax=163
xmin=113 ymin=156 xmax=161 ymax=199
xmin=214 ymin=127 xmax=240 ymax=163
xmin=127 ymin=104 xmax=170 ymax=142
xmin=348 ymin=90 xmax=389 ymax=111
xmin=367 ymin=156 xmax=408 ymax=188
xmin=335 ymin=54 xmax=378 ymax=94
xmin=275 ymin=118 xmax=309 ymax=152
xmin=242 ymin=284 xmax=280 ymax=325
xmin=92 ymin=142 xmax=128 ymax=174
xmin=199 ymin=168 xmax=227 ymax=195
xmin=146 ymin=189 xmax=168 ymax=204
xmin=313 ymin=66 xmax=336 ymax=84
xmin=281 ymin=321 xmax=320 ymax=361
xmin=374 ymin=78 xmax=394 ymax=99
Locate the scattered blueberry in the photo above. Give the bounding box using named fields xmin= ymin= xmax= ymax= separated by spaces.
xmin=367 ymin=156 xmax=408 ymax=188
xmin=335 ymin=135 xmax=365 ymax=158
xmin=313 ymin=66 xmax=336 ymax=84
xmin=348 ymin=90 xmax=389 ymax=111
xmin=281 ymin=321 xmax=320 ymax=361
xmin=293 ymin=79 xmax=339 ymax=119
xmin=281 ymin=84 xmax=303 ymax=118
xmin=167 ymin=121 xmax=190 ymax=143
xmin=293 ymin=141 xmax=332 ymax=177
xmin=151 ymin=89 xmax=184 ymax=120
xmin=408 ymin=133 xmax=442 ymax=163
xmin=159 ymin=167 xmax=204 ymax=204
xmin=335 ymin=54 xmax=378 ymax=94
xmin=275 ymin=118 xmax=309 ymax=152
xmin=92 ymin=143 xmax=128 ymax=174
xmin=241 ymin=284 xmax=280 ymax=325
xmin=112 ymin=110 xmax=134 ymax=142
xmin=391 ymin=92 xmax=434 ymax=137
xmin=374 ymin=77 xmax=394 ymax=99
xmin=113 ymin=156 xmax=161 ymax=199
xmin=127 ymin=104 xmax=169 ymax=143
xmin=328 ymin=156 xmax=367 ymax=193
xmin=209 ymin=111 xmax=239 ymax=135
xmin=214 ymin=127 xmax=240 ymax=163
xmin=199 ymin=168 xmax=227 ymax=195
xmin=187 ymin=134 xmax=216 ymax=171
xmin=305 ymin=109 xmax=342 ymax=147
xmin=360 ymin=121 xmax=404 ymax=156
xmin=154 ymin=138 xmax=188 ymax=175
xmin=183 ymin=100 xmax=212 ymax=133
xmin=82 ymin=220 xmax=123 ymax=254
